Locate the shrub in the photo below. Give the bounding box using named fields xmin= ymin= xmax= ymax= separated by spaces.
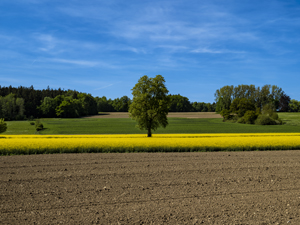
xmin=35 ymin=120 xmax=44 ymax=131
xmin=36 ymin=123 xmax=44 ymax=131
xmin=270 ymin=112 xmax=279 ymax=120
xmin=243 ymin=110 xmax=258 ymax=124
xmin=262 ymin=103 xmax=276 ymax=115
xmin=220 ymin=109 xmax=232 ymax=121
xmin=237 ymin=117 xmax=245 ymax=123
xmin=255 ymin=115 xmax=276 ymax=125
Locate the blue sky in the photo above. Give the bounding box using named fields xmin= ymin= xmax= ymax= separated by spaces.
xmin=1 ymin=0 xmax=300 ymax=103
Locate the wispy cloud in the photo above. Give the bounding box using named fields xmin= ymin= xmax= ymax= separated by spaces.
xmin=45 ymin=58 xmax=120 ymax=69
xmin=191 ymin=48 xmax=223 ymax=54
xmin=50 ymin=58 xmax=99 ymax=67
xmin=191 ymin=48 xmax=246 ymax=54
xmin=94 ymin=83 xmax=115 ymax=90
xmin=36 ymin=34 xmax=57 ymax=52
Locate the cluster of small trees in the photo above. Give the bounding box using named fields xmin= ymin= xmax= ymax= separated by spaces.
xmin=215 ymin=85 xmax=289 ymax=125
xmin=220 ymin=98 xmax=283 ymax=125
xmin=214 ymin=84 xmax=290 ymax=112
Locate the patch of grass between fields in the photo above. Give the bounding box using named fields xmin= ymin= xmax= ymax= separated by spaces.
xmin=3 ymin=113 xmax=300 ymax=135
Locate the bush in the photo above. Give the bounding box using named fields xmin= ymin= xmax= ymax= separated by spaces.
xmin=255 ymin=115 xmax=276 ymax=125
xmin=220 ymin=109 xmax=233 ymax=121
xmin=35 ymin=120 xmax=44 ymax=131
xmin=237 ymin=117 xmax=245 ymax=123
xmin=36 ymin=123 xmax=44 ymax=131
xmin=262 ymin=103 xmax=276 ymax=115
xmin=243 ymin=110 xmax=258 ymax=124
xmin=270 ymin=112 xmax=279 ymax=120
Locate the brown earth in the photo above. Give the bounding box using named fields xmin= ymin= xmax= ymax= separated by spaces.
xmin=1 ymin=151 xmax=300 ymax=225
xmin=85 ymin=112 xmax=222 ymax=119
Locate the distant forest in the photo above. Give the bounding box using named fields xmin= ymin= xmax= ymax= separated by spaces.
xmin=0 ymin=85 xmax=216 ymax=120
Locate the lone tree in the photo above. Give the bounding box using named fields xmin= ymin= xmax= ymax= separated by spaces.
xmin=0 ymin=118 xmax=7 ymax=134
xmin=129 ymin=75 xmax=170 ymax=137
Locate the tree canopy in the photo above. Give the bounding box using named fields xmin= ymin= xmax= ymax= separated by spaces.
xmin=129 ymin=75 xmax=170 ymax=137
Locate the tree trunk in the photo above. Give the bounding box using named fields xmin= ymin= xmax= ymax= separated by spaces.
xmin=147 ymin=128 xmax=152 ymax=137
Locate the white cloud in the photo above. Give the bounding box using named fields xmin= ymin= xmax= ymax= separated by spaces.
xmin=45 ymin=58 xmax=120 ymax=69
xmin=51 ymin=58 xmax=99 ymax=67
xmin=35 ymin=34 xmax=57 ymax=52
xmin=191 ymin=48 xmax=223 ymax=54
xmin=191 ymin=48 xmax=246 ymax=54
xmin=94 ymin=84 xmax=115 ymax=90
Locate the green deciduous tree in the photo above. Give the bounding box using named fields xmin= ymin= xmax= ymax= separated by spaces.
xmin=278 ymin=94 xmax=291 ymax=112
xmin=129 ymin=75 xmax=170 ymax=137
xmin=214 ymin=85 xmax=234 ymax=112
xmin=56 ymin=97 xmax=83 ymax=118
xmin=77 ymin=93 xmax=98 ymax=116
xmin=230 ymin=98 xmax=256 ymax=117
xmin=289 ymin=99 xmax=300 ymax=112
xmin=38 ymin=97 xmax=57 ymax=117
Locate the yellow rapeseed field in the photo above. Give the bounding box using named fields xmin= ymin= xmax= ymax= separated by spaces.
xmin=1 ymin=133 xmax=300 ymax=155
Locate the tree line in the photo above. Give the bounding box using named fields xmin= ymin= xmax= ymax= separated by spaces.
xmin=0 ymin=85 xmax=216 ymax=120
xmin=0 ymin=86 xmax=98 ymax=120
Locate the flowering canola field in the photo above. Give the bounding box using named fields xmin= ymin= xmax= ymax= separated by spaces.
xmin=1 ymin=133 xmax=300 ymax=155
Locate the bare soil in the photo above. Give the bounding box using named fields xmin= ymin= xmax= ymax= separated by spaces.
xmin=1 ymin=151 xmax=300 ymax=224
xmin=85 ymin=112 xmax=222 ymax=119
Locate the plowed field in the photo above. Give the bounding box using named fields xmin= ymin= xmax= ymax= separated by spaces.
xmin=1 ymin=151 xmax=300 ymax=224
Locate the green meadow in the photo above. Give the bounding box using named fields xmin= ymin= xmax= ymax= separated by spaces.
xmin=3 ymin=112 xmax=300 ymax=135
